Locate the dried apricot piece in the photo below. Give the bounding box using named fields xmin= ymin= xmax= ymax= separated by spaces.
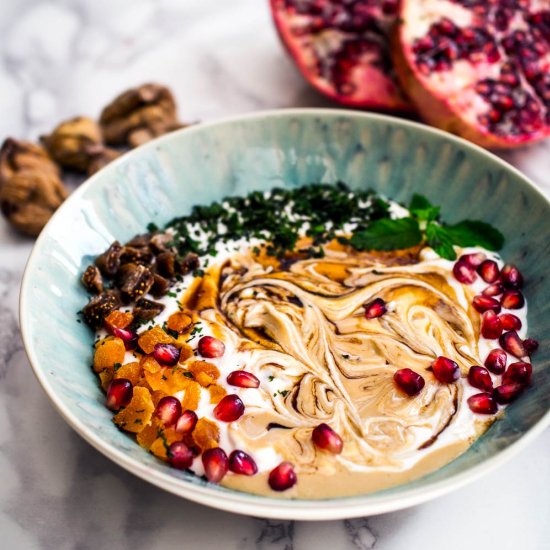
xmin=188 ymin=360 xmax=220 ymax=381
xmin=144 ymin=369 xmax=172 ymax=393
xmin=166 ymin=311 xmax=193 ymax=334
xmin=192 ymin=418 xmax=220 ymax=452
xmin=138 ymin=325 xmax=174 ymax=354
xmin=181 ymin=380 xmax=201 ymax=410
xmin=113 ymin=386 xmax=154 ymax=433
xmin=104 ymin=310 xmax=133 ymax=331
xmin=175 ymin=341 xmax=194 ymax=362
xmin=208 ymin=384 xmax=227 ymax=404
xmin=150 ymin=427 xmax=182 ymax=460
xmin=136 ymin=417 xmax=161 ymax=450
xmin=195 ymin=372 xmax=213 ymax=387
xmin=168 ymin=367 xmax=192 ymax=393
xmin=140 ymin=354 xmax=161 ymax=374
xmin=150 ymin=390 xmax=168 ymax=407
xmin=114 ymin=361 xmax=141 ymax=386
xmin=144 ymin=366 xmax=190 ymax=394
xmin=98 ymin=369 xmax=114 ymax=392
xmin=93 ymin=337 xmax=126 ymax=372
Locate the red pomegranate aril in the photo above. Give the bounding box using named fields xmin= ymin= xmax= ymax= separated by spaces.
xmin=502 ymin=361 xmax=532 ymax=385
xmin=113 ymin=327 xmax=138 ymax=350
xmin=460 ymin=252 xmax=486 ymax=268
xmin=453 ymin=260 xmax=477 ymax=284
xmin=175 ymin=409 xmax=198 ymax=434
xmin=467 ymin=366 xmax=493 ymax=392
xmin=229 ymin=450 xmax=258 ymax=476
xmin=473 ymin=295 xmax=501 ymax=314
xmin=213 ymin=394 xmax=245 ymax=422
xmin=105 ymin=378 xmax=133 ymax=411
xmin=481 ymin=310 xmax=503 ymax=340
xmin=501 ymin=289 xmax=525 ymax=310
xmin=268 ymin=461 xmax=297 ymax=492
xmin=523 ymin=338 xmax=539 ymax=355
xmin=494 ymin=383 xmax=524 ymax=404
xmin=482 ymin=283 xmax=504 ymax=297
xmin=202 ymin=447 xmax=229 ymax=483
xmin=364 ymin=298 xmax=387 ymax=319
xmin=432 ymin=356 xmax=461 ymax=383
xmin=499 ymin=313 xmax=522 ymax=331
xmin=499 ymin=330 xmax=527 ymax=359
xmin=500 ymin=264 xmax=523 ymax=289
xmin=153 ymin=343 xmax=180 ymax=366
xmin=312 ymin=423 xmax=344 ymax=454
xmin=477 ymin=259 xmax=500 ymax=283
xmin=393 ymin=368 xmax=425 ymax=396
xmin=227 ymin=370 xmax=260 ymax=389
xmin=155 ymin=396 xmax=182 ymax=427
xmin=467 ymin=392 xmax=498 ymax=414
xmin=167 ymin=441 xmax=194 ymax=470
xmin=484 ymin=349 xmax=507 ymax=374
xmin=197 ymin=335 xmax=225 ymax=358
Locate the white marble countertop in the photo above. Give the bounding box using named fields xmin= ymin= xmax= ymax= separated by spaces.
xmin=0 ymin=1 xmax=549 ymax=548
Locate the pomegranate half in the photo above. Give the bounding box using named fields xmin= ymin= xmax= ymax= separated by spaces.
xmin=393 ymin=0 xmax=550 ymax=148
xmin=270 ymin=0 xmax=411 ymax=110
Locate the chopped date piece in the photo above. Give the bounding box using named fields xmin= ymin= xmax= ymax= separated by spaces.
xmin=81 ymin=264 xmax=103 ymax=294
xmin=149 ymin=232 xmax=173 ymax=253
xmin=117 ymin=263 xmax=154 ymax=302
xmin=95 ymin=241 xmax=122 ymax=277
xmin=177 ymin=252 xmax=200 ymax=275
xmin=132 ymin=297 xmax=165 ymax=322
xmin=82 ymin=291 xmax=121 ymax=329
xmin=120 ymin=245 xmax=154 ymax=266
xmin=151 ymin=273 xmax=171 ymax=297
xmin=156 ymin=251 xmax=177 ymax=278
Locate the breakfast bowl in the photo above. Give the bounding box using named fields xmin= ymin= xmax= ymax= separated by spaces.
xmin=20 ymin=109 xmax=550 ymax=520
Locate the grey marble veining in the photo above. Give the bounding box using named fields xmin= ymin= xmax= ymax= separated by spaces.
xmin=0 ymin=1 xmax=549 ymax=549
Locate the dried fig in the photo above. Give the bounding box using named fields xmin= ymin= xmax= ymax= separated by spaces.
xmin=117 ymin=263 xmax=154 ymax=301
xmin=133 ymin=298 xmax=165 ymax=323
xmin=81 ymin=265 xmax=104 ymax=294
xmin=82 ymin=291 xmax=121 ymax=329
xmin=95 ymin=241 xmax=122 ymax=277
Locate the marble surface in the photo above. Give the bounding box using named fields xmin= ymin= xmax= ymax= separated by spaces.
xmin=0 ymin=1 xmax=549 ymax=548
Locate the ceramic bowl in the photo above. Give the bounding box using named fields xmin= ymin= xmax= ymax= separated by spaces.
xmin=20 ymin=109 xmax=550 ymax=520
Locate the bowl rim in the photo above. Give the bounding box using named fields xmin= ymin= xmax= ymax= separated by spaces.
xmin=19 ymin=108 xmax=550 ymax=520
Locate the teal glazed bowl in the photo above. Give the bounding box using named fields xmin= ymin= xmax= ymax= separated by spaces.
xmin=20 ymin=110 xmax=550 ymax=520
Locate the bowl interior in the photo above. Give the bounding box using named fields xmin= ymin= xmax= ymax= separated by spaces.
xmin=21 ymin=110 xmax=550 ymax=519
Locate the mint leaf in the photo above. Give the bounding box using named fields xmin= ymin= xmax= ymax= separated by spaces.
xmin=444 ymin=220 xmax=504 ymax=251
xmin=350 ymin=218 xmax=422 ymax=251
xmin=426 ymin=222 xmax=457 ymax=260
xmin=409 ymin=194 xmax=440 ymax=222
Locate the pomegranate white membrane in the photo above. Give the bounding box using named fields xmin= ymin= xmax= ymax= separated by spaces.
xmin=82 ymin=185 xmax=536 ymax=498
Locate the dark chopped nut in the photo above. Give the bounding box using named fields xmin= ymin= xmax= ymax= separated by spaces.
xmin=95 ymin=241 xmax=122 ymax=277
xmin=40 ymin=116 xmax=104 ymax=173
xmin=156 ymin=251 xmax=176 ymax=278
xmin=99 ymin=83 xmax=184 ymax=147
xmin=82 ymin=291 xmax=121 ymax=329
xmin=117 ymin=263 xmax=154 ymax=302
xmin=0 ymin=138 xmax=68 ymax=237
xmin=133 ymin=297 xmax=165 ymax=323
xmin=86 ymin=147 xmax=121 ymax=176
xmin=81 ymin=265 xmax=104 ymax=294
xmin=120 ymin=245 xmax=154 ymax=266
xmin=177 ymin=253 xmax=200 ymax=275
xmin=151 ymin=273 xmax=171 ymax=297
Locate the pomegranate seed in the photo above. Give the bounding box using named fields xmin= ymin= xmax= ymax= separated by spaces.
xmin=460 ymin=252 xmax=486 ymax=267
xmin=213 ymin=394 xmax=245 ymax=422
xmin=473 ymin=295 xmax=501 ymax=314
xmin=481 ymin=310 xmax=502 ymax=339
xmin=467 ymin=392 xmax=498 ymax=414
xmin=432 ymin=356 xmax=461 ymax=383
xmin=502 ymin=361 xmax=532 ymax=385
xmin=312 ymin=423 xmax=344 ymax=454
xmin=453 ymin=260 xmax=477 ymax=284
xmin=268 ymin=461 xmax=297 ymax=492
xmin=155 ymin=396 xmax=182 ymax=427
xmin=364 ymin=298 xmax=387 ymax=319
xmin=153 ymin=343 xmax=180 ymax=366
xmin=484 ymin=349 xmax=507 ymax=374
xmin=500 ymin=264 xmax=523 ymax=289
xmin=197 ymin=335 xmax=225 ymax=358
xmin=494 ymin=383 xmax=524 ymax=404
xmin=499 ymin=313 xmax=522 ymax=331
xmin=168 ymin=441 xmax=193 ymax=470
xmin=482 ymin=283 xmax=504 ymax=297
xmin=105 ymin=378 xmax=133 ymax=411
xmin=227 ymin=370 xmax=260 ymax=388
xmin=175 ymin=409 xmax=198 ymax=434
xmin=228 ymin=450 xmax=258 ymax=476
xmin=523 ymin=338 xmax=539 ymax=354
xmin=393 ymin=368 xmax=425 ymax=396
xmin=501 ymin=289 xmax=525 ymax=310
xmin=202 ymin=447 xmax=229 ymax=483
xmin=113 ymin=327 xmax=138 ymax=350
xmin=499 ymin=330 xmax=527 ymax=358
xmin=477 ymin=260 xmax=500 ymax=283
xmin=467 ymin=366 xmax=493 ymax=392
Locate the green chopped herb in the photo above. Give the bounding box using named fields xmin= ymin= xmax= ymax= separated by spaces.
xmin=268 ymin=375 xmax=275 ymax=382
xmin=113 ymin=362 xmax=122 ymax=371
xmin=183 ymin=372 xmax=194 ymax=379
